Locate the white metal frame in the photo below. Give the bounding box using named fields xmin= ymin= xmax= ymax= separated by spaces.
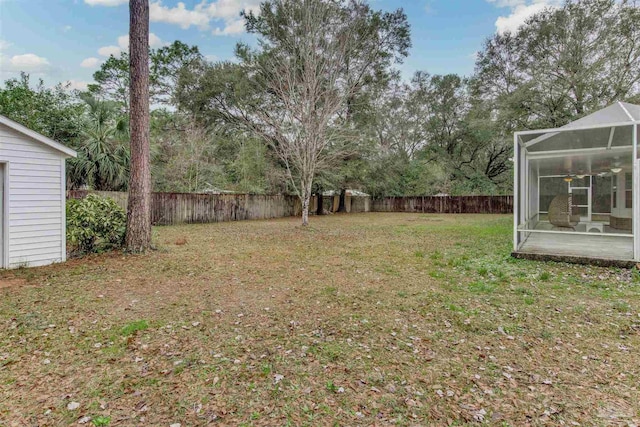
xmin=528 ymin=145 xmax=632 ymax=160
xmin=634 ymin=123 xmax=639 ymax=259
xmin=519 ymin=120 xmax=636 ymax=137
xmin=514 ymin=120 xmax=640 ymax=259
xmin=517 ymin=228 xmax=632 ymax=238
xmin=569 ymin=178 xmax=592 ymax=222
xmin=513 ymin=134 xmax=519 ymax=251
xmin=530 ymin=173 xmax=631 ymax=236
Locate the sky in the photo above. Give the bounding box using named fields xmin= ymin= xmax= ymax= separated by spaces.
xmin=0 ymin=0 xmax=562 ymax=91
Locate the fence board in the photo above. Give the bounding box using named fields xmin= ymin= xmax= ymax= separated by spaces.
xmin=371 ymin=196 xmax=513 ymax=214
xmin=66 ymin=190 xmax=129 ymax=210
xmin=67 ymin=190 xmax=306 ymax=225
xmin=67 ymin=191 xmax=512 ymax=226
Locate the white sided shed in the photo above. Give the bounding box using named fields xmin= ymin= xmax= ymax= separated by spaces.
xmin=0 ymin=115 xmax=77 ymax=268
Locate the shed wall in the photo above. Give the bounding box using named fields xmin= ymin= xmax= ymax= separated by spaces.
xmin=0 ymin=123 xmax=65 ymax=268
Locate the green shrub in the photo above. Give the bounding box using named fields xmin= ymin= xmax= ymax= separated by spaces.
xmin=120 ymin=320 xmax=149 ymax=336
xmin=67 ymin=194 xmax=126 ymax=255
xmin=92 ymin=416 xmax=111 ymax=426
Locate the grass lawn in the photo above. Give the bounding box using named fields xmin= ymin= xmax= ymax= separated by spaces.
xmin=1 ymin=213 xmax=639 ymax=426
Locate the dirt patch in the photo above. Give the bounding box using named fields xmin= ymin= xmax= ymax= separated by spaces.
xmin=0 ymin=277 xmax=27 ymax=289
xmin=174 ymin=236 xmax=188 ymax=245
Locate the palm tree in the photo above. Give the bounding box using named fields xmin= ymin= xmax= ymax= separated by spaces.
xmin=68 ymin=95 xmax=130 ymax=191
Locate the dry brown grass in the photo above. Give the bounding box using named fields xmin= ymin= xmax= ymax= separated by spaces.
xmin=1 ymin=213 xmax=639 ymax=426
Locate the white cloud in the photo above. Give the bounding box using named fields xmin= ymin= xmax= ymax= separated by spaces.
xmin=149 ymin=0 xmax=259 ymax=34
xmin=7 ymin=53 xmax=51 ymax=73
xmin=98 ymin=45 xmax=121 ymax=57
xmin=116 ymin=32 xmax=165 ymax=51
xmin=0 ymin=39 xmax=12 ymax=51
xmin=205 ymin=0 xmax=260 ymax=34
xmin=148 ymin=32 xmax=164 ymax=48
xmin=494 ymin=2 xmax=552 ymax=34
xmin=117 ymin=35 xmax=129 ymax=50
xmin=212 ymin=18 xmax=245 ymax=36
xmin=83 ymin=0 xmax=258 ymax=35
xmin=0 ymin=47 xmax=54 ymax=76
xmin=81 ymin=57 xmax=101 ymax=68
xmin=486 ymin=0 xmax=561 ymax=35
xmin=203 ymin=0 xmax=260 ymax=20
xmin=84 ymin=0 xmax=128 ymax=6
xmin=63 ymin=25 xmax=72 ymax=32
xmin=424 ymin=1 xmax=434 ymax=14
xmin=98 ymin=32 xmax=165 ymax=57
xmin=150 ymin=1 xmax=211 ymax=29
xmin=65 ymin=80 xmax=90 ymax=91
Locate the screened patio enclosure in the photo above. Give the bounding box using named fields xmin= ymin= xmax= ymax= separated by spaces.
xmin=513 ymin=102 xmax=640 ymax=263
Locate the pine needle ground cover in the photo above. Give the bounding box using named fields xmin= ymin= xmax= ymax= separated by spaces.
xmin=1 ymin=213 xmax=639 ymax=426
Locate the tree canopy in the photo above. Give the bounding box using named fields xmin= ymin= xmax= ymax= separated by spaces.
xmin=0 ymin=0 xmax=638 ymax=202
xmin=0 ymin=73 xmax=83 ymax=146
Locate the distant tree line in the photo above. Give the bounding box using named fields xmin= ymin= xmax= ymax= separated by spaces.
xmin=0 ymin=0 xmax=638 ymax=222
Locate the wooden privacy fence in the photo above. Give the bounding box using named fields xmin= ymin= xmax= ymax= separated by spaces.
xmin=68 ymin=190 xmax=302 ymax=225
xmin=67 ymin=190 xmax=130 ymax=211
xmin=67 ymin=191 xmax=511 ymax=225
xmin=67 ymin=190 xmax=370 ymax=225
xmin=372 ymin=195 xmax=513 ymax=214
xmin=151 ymin=193 xmax=300 ymax=225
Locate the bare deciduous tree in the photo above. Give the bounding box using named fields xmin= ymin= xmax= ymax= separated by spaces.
xmin=223 ymin=0 xmax=407 ymax=225
xmin=157 ymin=123 xmax=214 ymax=193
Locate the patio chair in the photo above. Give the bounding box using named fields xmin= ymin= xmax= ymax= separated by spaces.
xmin=548 ymin=194 xmax=580 ymax=230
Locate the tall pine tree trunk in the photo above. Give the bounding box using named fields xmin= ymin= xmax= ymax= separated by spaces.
xmin=125 ymin=0 xmax=152 ymax=252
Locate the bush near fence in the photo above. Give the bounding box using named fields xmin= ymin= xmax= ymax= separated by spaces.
xmin=67 ymin=191 xmax=512 ymax=226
